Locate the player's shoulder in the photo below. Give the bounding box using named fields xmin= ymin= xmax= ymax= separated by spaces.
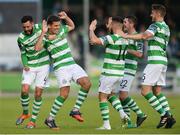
xmin=17 ymin=32 xmax=25 ymax=41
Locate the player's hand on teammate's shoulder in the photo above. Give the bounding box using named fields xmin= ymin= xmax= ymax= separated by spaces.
xmin=89 ymin=19 xmax=97 ymax=31
xmin=42 ymin=20 xmax=48 ymax=34
xmin=58 ymin=11 xmax=68 ymax=20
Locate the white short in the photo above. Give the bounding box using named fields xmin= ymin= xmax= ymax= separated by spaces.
xmin=116 ymin=74 xmax=135 ymax=92
xmin=22 ymin=65 xmax=50 ymax=88
xmin=141 ymin=64 xmax=167 ymax=86
xmin=98 ymin=75 xmax=123 ymax=94
xmin=54 ymin=64 xmax=88 ymax=88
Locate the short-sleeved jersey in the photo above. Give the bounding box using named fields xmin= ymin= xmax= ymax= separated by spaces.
xmin=44 ymin=25 xmax=75 ymax=71
xmin=17 ymin=24 xmax=50 ymax=67
xmin=146 ymin=21 xmax=170 ymax=65
xmin=124 ymin=33 xmax=143 ymax=76
xmin=99 ymin=34 xmax=129 ymax=77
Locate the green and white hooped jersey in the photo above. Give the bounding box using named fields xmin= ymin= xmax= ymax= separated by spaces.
xmin=146 ymin=21 xmax=170 ymax=65
xmin=17 ymin=24 xmax=50 ymax=67
xmin=124 ymin=37 xmax=143 ymax=76
xmin=44 ymin=25 xmax=76 ymax=71
xmin=100 ymin=34 xmax=129 ymax=77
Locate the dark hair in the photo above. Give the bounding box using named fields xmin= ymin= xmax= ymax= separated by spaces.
xmin=125 ymin=15 xmax=137 ymax=28
xmin=152 ymin=4 xmax=166 ymax=17
xmin=112 ymin=16 xmax=123 ymax=24
xmin=21 ymin=15 xmax=33 ymax=23
xmin=47 ymin=15 xmax=60 ymax=25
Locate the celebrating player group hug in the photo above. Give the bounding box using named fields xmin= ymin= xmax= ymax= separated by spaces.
xmin=15 ymin=4 xmax=176 ymax=130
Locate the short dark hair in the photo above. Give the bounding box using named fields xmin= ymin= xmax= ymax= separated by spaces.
xmin=112 ymin=16 xmax=123 ymax=24
xmin=125 ymin=15 xmax=137 ymax=28
xmin=152 ymin=4 xmax=166 ymax=17
xmin=47 ymin=15 xmax=60 ymax=25
xmin=21 ymin=15 xmax=33 ymax=23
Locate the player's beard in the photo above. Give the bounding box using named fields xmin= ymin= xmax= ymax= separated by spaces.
xmin=25 ymin=29 xmax=33 ymax=35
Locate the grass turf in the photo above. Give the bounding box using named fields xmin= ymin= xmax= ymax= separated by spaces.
xmin=0 ymin=95 xmax=179 ymax=134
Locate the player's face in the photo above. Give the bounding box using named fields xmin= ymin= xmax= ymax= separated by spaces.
xmin=150 ymin=10 xmax=158 ymax=22
xmin=22 ymin=21 xmax=34 ymax=35
xmin=48 ymin=21 xmax=60 ymax=34
xmin=123 ymin=18 xmax=130 ymax=32
xmin=106 ymin=17 xmax=112 ymax=32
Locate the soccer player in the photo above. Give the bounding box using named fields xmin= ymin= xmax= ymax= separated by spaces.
xmin=35 ymin=12 xmax=91 ymax=129
xmin=16 ymin=16 xmax=50 ymax=128
xmin=117 ymin=16 xmax=147 ymax=128
xmin=120 ymin=4 xmax=176 ymax=128
xmin=89 ymin=17 xmax=129 ymax=130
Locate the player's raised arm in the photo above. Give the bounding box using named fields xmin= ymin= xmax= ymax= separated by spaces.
xmin=35 ymin=20 xmax=48 ymax=51
xmin=121 ymin=31 xmax=153 ymax=41
xmin=58 ymin=11 xmax=75 ymax=32
xmin=89 ymin=20 xmax=103 ymax=45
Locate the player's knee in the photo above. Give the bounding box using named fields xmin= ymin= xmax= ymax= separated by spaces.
xmin=60 ymin=87 xmax=70 ymax=99
xmin=22 ymin=85 xmax=29 ymax=94
xmin=80 ymin=78 xmax=91 ymax=90
xmin=35 ymin=91 xmax=42 ymax=99
xmin=119 ymin=94 xmax=126 ymax=101
xmin=141 ymin=90 xmax=146 ymax=96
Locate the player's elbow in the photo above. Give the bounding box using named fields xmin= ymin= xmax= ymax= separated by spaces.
xmin=137 ymin=52 xmax=143 ymax=58
xmin=69 ymin=24 xmax=75 ymax=31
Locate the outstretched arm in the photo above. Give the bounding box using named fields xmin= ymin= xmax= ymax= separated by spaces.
xmin=89 ymin=20 xmax=103 ymax=45
xmin=35 ymin=20 xmax=48 ymax=51
xmin=122 ymin=31 xmax=153 ymax=41
xmin=127 ymin=49 xmax=143 ymax=58
xmin=58 ymin=11 xmax=75 ymax=32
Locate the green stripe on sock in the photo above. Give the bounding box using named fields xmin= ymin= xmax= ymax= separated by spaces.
xmin=49 ymin=96 xmax=65 ymax=118
xmin=144 ymin=92 xmax=165 ymax=116
xmin=99 ymin=102 xmax=109 ymax=121
xmin=30 ymin=98 xmax=42 ymax=123
xmin=74 ymin=88 xmax=88 ymax=109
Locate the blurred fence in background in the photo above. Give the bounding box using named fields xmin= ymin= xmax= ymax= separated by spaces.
xmin=0 ymin=0 xmax=180 ymax=93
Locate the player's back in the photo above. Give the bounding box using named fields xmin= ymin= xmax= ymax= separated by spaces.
xmin=147 ymin=21 xmax=170 ymax=65
xmin=101 ymin=34 xmax=129 ymax=77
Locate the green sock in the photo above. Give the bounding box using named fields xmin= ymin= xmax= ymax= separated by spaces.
xmin=121 ymin=100 xmax=131 ymax=117
xmin=49 ymin=96 xmax=65 ymax=119
xmin=156 ymin=93 xmax=171 ymax=115
xmin=74 ymin=88 xmax=88 ymax=110
xmin=20 ymin=94 xmax=29 ymax=115
xmin=108 ymin=95 xmax=123 ymax=112
xmin=124 ymin=97 xmax=144 ymax=117
xmin=30 ymin=98 xmax=42 ymax=123
xmin=99 ymin=102 xmax=109 ymax=121
xmin=144 ymin=92 xmax=165 ymax=116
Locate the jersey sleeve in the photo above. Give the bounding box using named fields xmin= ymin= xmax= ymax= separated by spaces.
xmin=136 ymin=40 xmax=143 ymax=53
xmin=17 ymin=38 xmax=28 ymax=66
xmin=99 ymin=35 xmax=115 ymax=46
xmin=146 ymin=23 xmax=158 ymax=35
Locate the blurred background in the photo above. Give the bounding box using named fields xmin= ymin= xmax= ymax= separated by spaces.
xmin=0 ymin=0 xmax=180 ymax=94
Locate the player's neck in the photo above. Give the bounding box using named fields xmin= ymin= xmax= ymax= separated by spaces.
xmin=128 ymin=28 xmax=136 ymax=34
xmin=113 ymin=28 xmax=122 ymax=34
xmin=155 ymin=17 xmax=164 ymax=22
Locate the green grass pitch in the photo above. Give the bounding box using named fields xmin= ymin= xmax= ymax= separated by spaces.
xmin=0 ymin=95 xmax=180 ymax=134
